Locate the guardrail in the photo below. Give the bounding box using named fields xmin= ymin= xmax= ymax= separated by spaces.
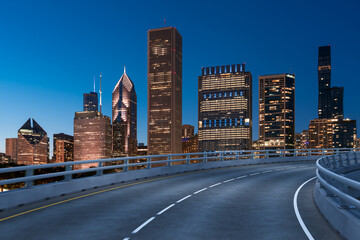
xmin=316 ymin=151 xmax=360 ymax=209
xmin=315 ymin=151 xmax=360 ymax=240
xmin=1 ymin=148 xmax=358 ymax=193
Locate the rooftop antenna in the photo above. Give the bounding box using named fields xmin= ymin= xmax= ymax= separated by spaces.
xmin=99 ymin=73 xmax=102 ymax=114
xmin=93 ymin=76 xmax=96 ymax=92
xmin=124 ymin=65 xmax=126 ymax=74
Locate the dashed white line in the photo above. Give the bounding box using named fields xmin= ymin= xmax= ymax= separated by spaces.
xmin=176 ymin=195 xmax=192 ymax=203
xmin=132 ymin=216 xmax=156 ymax=234
xmin=223 ymin=178 xmax=235 ymax=183
xmin=236 ymin=175 xmax=247 ymax=179
xmin=209 ymin=182 xmax=222 ymax=188
xmin=157 ymin=203 xmax=175 ymax=215
xmin=249 ymin=172 xmax=260 ymax=176
xmin=123 ymin=238 xmax=130 ymax=240
xmin=262 ymin=170 xmax=273 ymax=173
xmin=293 ymin=176 xmax=317 ymax=240
xmin=194 ymin=188 xmax=207 ymax=194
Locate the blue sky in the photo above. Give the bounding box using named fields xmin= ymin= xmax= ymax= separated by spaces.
xmin=1 ymin=0 xmax=360 ymax=154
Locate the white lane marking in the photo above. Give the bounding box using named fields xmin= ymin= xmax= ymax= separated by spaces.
xmin=236 ymin=175 xmax=247 ymax=179
xmin=176 ymin=195 xmax=192 ymax=203
xmin=157 ymin=203 xmax=175 ymax=215
xmin=132 ymin=216 xmax=156 ymax=234
xmin=293 ymin=176 xmax=317 ymax=240
xmin=249 ymin=172 xmax=260 ymax=176
xmin=262 ymin=170 xmax=273 ymax=173
xmin=194 ymin=188 xmax=207 ymax=194
xmin=223 ymin=178 xmax=235 ymax=183
xmin=275 ymin=168 xmax=285 ymax=171
xmin=123 ymin=238 xmax=130 ymax=240
xmin=209 ymin=182 xmax=222 ymax=188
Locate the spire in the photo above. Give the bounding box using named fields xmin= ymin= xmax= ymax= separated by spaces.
xmin=99 ymin=72 xmax=102 ymax=114
xmin=93 ymin=76 xmax=96 ymax=92
xmin=124 ymin=65 xmax=126 ymax=74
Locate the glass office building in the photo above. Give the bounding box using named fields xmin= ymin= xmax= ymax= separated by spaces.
xmin=198 ymin=64 xmax=252 ymax=151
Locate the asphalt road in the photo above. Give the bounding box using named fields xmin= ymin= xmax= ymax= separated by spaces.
xmin=0 ymin=161 xmax=341 ymax=240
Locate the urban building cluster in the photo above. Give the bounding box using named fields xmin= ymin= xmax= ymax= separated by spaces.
xmin=1 ymin=28 xmax=358 ymax=167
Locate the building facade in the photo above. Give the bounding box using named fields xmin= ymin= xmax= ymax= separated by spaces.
xmin=112 ymin=70 xmax=137 ymax=157
xmin=74 ymin=111 xmax=112 ymax=168
xmin=148 ymin=27 xmax=182 ymax=155
xmin=16 ymin=118 xmax=49 ymax=165
xmin=259 ymin=74 xmax=295 ymax=150
xmin=198 ymin=64 xmax=252 ymax=152
xmin=309 ymin=118 xmax=356 ymax=149
xmin=182 ymin=124 xmax=194 ymax=139
xmin=182 ymin=134 xmax=199 ymax=153
xmin=318 ymin=46 xmax=344 ymax=119
xmin=53 ymin=133 xmax=74 ymax=163
xmin=83 ymin=92 xmax=98 ymax=112
xmin=5 ymin=138 xmax=17 ymax=161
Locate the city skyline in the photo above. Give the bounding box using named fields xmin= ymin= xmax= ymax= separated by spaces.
xmin=1 ymin=1 xmax=360 ymax=154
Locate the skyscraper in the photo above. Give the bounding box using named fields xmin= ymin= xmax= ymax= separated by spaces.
xmin=83 ymin=92 xmax=98 ymax=112
xmin=53 ymin=133 xmax=74 ymax=163
xmin=198 ymin=64 xmax=252 ymax=151
xmin=309 ymin=118 xmax=356 ymax=148
xmin=318 ymin=46 xmax=344 ymax=119
xmin=16 ymin=118 xmax=49 ymax=165
xmin=112 ymin=68 xmax=137 ymax=157
xmin=259 ymin=74 xmax=295 ymax=150
xmin=74 ymin=111 xmax=112 ymax=168
xmin=5 ymin=138 xmax=17 ymax=161
xmin=148 ymin=27 xmax=182 ymax=155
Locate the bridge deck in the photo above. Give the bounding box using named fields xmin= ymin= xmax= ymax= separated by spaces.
xmin=0 ymin=162 xmax=340 ymax=240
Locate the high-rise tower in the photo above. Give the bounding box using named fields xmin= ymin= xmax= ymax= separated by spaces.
xmin=318 ymin=46 xmax=343 ymax=119
xmin=259 ymin=74 xmax=295 ymax=150
xmin=112 ymin=68 xmax=137 ymax=157
xmin=16 ymin=118 xmax=49 ymax=165
xmin=198 ymin=64 xmax=252 ymax=151
xmin=147 ymin=27 xmax=182 ymax=155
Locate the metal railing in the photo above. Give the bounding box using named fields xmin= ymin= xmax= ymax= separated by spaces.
xmin=316 ymin=151 xmax=360 ymax=209
xmin=1 ymin=148 xmax=358 ymax=193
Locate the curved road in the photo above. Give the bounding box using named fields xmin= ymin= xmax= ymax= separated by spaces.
xmin=0 ymin=162 xmax=341 ymax=240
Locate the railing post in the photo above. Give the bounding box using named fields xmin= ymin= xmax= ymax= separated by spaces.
xmin=280 ymin=150 xmax=284 ymax=158
xmin=204 ymin=153 xmax=208 ymax=163
xmin=147 ymin=157 xmax=151 ymax=169
xmin=308 ymin=149 xmax=311 ymax=156
xmin=64 ymin=164 xmax=73 ymax=181
xmin=265 ymin=150 xmax=269 ymax=158
xmin=322 ymin=149 xmax=325 ymax=156
xmin=345 ymin=153 xmax=350 ymax=166
xmin=331 ymin=155 xmax=337 ymax=169
xmin=354 ymin=152 xmax=358 ymax=164
xmin=186 ymin=154 xmax=190 ymax=165
xmin=97 ymin=162 xmax=103 ymax=176
xmin=123 ymin=159 xmax=128 ymax=172
xmin=338 ymin=154 xmax=344 ymax=168
xmin=236 ymin=151 xmax=239 ymax=160
xmin=25 ymin=169 xmax=34 ymax=188
xmin=294 ymin=149 xmax=298 ymax=157
xmin=167 ymin=155 xmax=171 ymax=166
xmin=220 ymin=152 xmax=224 ymax=161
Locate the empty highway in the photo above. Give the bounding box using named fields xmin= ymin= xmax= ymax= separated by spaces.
xmin=0 ymin=161 xmax=341 ymax=240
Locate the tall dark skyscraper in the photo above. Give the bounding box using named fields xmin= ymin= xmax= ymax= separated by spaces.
xmin=83 ymin=92 xmax=98 ymax=112
xmin=198 ymin=64 xmax=252 ymax=151
xmin=112 ymin=68 xmax=137 ymax=157
xmin=318 ymin=46 xmax=343 ymax=119
xmin=148 ymin=27 xmax=182 ymax=155
xmin=259 ymin=74 xmax=295 ymax=150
